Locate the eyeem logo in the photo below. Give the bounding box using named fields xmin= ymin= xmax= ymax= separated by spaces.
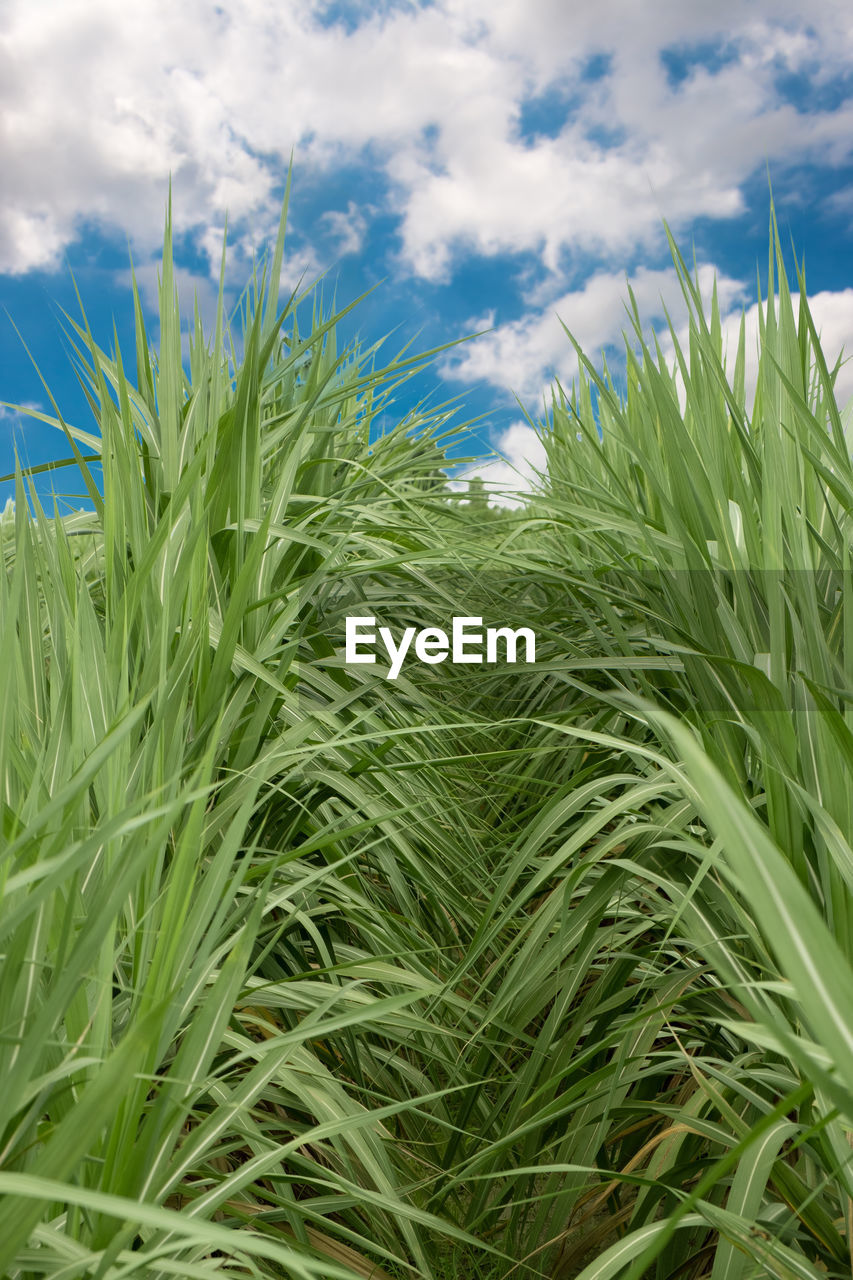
xmin=344 ymin=616 xmax=536 ymax=680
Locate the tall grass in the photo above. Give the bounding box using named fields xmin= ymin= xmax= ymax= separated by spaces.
xmin=517 ymin=209 xmax=853 ymax=1277
xmin=0 ymin=193 xmax=495 ymax=1279
xmin=4 ymin=187 xmax=853 ymax=1280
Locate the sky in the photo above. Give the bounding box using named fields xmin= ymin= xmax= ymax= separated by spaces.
xmin=3 ymin=0 xmax=853 ymax=506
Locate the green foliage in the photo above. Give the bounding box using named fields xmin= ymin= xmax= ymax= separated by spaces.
xmin=3 ymin=187 xmax=853 ymax=1280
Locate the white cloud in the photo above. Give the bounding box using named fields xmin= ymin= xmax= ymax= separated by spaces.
xmin=457 ymin=420 xmax=548 ymax=505
xmin=393 ymin=5 xmax=853 ymax=279
xmin=803 ymin=290 xmax=853 ymax=407
xmin=442 ymin=262 xmax=747 ymax=403
xmin=0 ymin=400 xmax=43 ymax=423
xmin=660 ymin=286 xmax=853 ymax=413
xmin=0 ymin=401 xmax=51 ymax=481
xmin=320 ymin=202 xmax=369 ymax=257
xmin=1 ymin=0 xmax=852 ymax=281
xmin=446 ymin=236 xmax=853 ymax=413
xmin=453 ymin=278 xmax=853 ymax=496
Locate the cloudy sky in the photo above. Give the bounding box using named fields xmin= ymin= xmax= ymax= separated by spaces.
xmin=3 ymin=0 xmax=853 ymax=503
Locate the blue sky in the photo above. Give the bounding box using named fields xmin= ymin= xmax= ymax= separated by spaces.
xmin=3 ymin=0 xmax=853 ymax=506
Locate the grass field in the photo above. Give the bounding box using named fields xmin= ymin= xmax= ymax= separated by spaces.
xmin=3 ymin=192 xmax=853 ymax=1280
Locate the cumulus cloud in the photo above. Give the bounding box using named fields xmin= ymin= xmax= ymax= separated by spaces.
xmin=0 ymin=400 xmax=43 ymax=424
xmin=456 ymin=420 xmax=549 ymax=505
xmin=441 ymin=262 xmax=747 ymax=404
xmin=658 ymin=286 xmax=853 ymax=412
xmin=320 ymin=202 xmax=369 ymax=257
xmin=451 ymin=275 xmax=853 ymax=494
xmin=1 ymin=0 xmax=853 ymax=280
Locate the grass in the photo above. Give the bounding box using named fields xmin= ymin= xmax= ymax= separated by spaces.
xmin=2 ymin=186 xmax=853 ymax=1279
